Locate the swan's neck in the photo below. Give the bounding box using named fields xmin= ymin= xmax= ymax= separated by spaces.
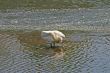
xmin=50 ymin=32 xmax=61 ymax=43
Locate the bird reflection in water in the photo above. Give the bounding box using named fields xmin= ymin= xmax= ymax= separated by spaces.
xmin=51 ymin=47 xmax=65 ymax=59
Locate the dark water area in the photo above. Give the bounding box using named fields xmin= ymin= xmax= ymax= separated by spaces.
xmin=0 ymin=0 xmax=110 ymax=9
xmin=0 ymin=30 xmax=110 ymax=73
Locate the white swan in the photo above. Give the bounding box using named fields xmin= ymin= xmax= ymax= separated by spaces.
xmin=41 ymin=30 xmax=65 ymax=47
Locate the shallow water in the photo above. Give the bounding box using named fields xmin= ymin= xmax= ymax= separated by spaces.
xmin=0 ymin=30 xmax=110 ymax=73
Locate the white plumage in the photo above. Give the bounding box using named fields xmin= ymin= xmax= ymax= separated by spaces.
xmin=41 ymin=30 xmax=65 ymax=47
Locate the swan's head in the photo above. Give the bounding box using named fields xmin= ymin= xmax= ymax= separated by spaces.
xmin=49 ymin=31 xmax=65 ymax=43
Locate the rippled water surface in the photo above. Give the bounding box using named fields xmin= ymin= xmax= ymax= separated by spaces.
xmin=0 ymin=3 xmax=110 ymax=72
xmin=0 ymin=30 xmax=110 ymax=73
xmin=0 ymin=9 xmax=110 ymax=32
xmin=0 ymin=9 xmax=110 ymax=26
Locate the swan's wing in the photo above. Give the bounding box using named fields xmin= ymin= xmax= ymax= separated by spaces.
xmin=53 ymin=30 xmax=65 ymax=38
xmin=41 ymin=31 xmax=53 ymax=42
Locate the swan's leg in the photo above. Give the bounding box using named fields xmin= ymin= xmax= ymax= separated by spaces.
xmin=50 ymin=43 xmax=53 ymax=48
xmin=53 ymin=42 xmax=55 ymax=47
xmin=50 ymin=42 xmax=56 ymax=48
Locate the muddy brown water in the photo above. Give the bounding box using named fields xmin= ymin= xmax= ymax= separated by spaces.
xmin=0 ymin=30 xmax=110 ymax=73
